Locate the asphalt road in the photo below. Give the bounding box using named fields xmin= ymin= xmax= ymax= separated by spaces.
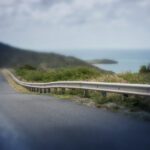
xmin=0 ymin=73 xmax=150 ymax=150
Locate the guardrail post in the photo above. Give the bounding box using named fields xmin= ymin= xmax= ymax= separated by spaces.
xmin=40 ymin=88 xmax=43 ymax=93
xmin=47 ymin=88 xmax=51 ymax=93
xmin=54 ymin=88 xmax=57 ymax=94
xmin=61 ymin=88 xmax=65 ymax=94
xmin=37 ymin=88 xmax=40 ymax=93
xmin=33 ymin=88 xmax=35 ymax=92
xmin=43 ymin=88 xmax=46 ymax=94
xmin=70 ymin=88 xmax=74 ymax=95
xmin=42 ymin=88 xmax=45 ymax=93
xmin=27 ymin=87 xmax=29 ymax=91
xmin=122 ymin=94 xmax=129 ymax=100
xmin=83 ymin=90 xmax=89 ymax=98
xmin=36 ymin=88 xmax=38 ymax=92
xmin=101 ymin=91 xmax=107 ymax=97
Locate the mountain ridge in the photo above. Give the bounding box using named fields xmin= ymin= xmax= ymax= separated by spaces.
xmin=0 ymin=42 xmax=101 ymax=70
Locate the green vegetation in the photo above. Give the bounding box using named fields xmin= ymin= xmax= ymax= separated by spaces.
xmin=139 ymin=64 xmax=150 ymax=73
xmin=118 ymin=72 xmax=150 ymax=84
xmin=92 ymin=93 xmax=150 ymax=112
xmin=19 ymin=64 xmax=36 ymax=70
xmin=15 ymin=66 xmax=106 ymax=82
xmin=87 ymin=59 xmax=118 ymax=64
xmin=15 ymin=64 xmax=150 ymax=84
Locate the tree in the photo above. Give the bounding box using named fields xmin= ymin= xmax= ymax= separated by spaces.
xmin=139 ymin=65 xmax=150 ymax=73
xmin=20 ymin=64 xmax=36 ymax=70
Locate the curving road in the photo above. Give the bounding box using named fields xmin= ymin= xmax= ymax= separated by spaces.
xmin=0 ymin=73 xmax=150 ymax=150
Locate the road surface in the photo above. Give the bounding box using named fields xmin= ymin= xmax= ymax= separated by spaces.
xmin=0 ymin=73 xmax=150 ymax=150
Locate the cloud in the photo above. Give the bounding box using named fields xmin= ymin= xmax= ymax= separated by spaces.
xmin=137 ymin=0 xmax=150 ymax=7
xmin=0 ymin=0 xmax=150 ymax=29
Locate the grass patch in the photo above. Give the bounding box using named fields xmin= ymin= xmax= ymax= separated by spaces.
xmin=15 ymin=66 xmax=106 ymax=82
xmin=118 ymin=72 xmax=150 ymax=84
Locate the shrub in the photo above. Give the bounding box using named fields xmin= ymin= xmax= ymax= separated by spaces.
xmin=15 ymin=66 xmax=104 ymax=82
xmin=139 ymin=65 xmax=150 ymax=73
xmin=19 ymin=64 xmax=36 ymax=70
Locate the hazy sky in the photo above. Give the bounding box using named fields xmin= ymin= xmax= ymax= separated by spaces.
xmin=0 ymin=0 xmax=150 ymax=51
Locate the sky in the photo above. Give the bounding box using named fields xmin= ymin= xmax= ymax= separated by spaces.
xmin=0 ymin=0 xmax=150 ymax=52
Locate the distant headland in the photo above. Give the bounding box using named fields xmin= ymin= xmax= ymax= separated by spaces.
xmin=87 ymin=59 xmax=118 ymax=64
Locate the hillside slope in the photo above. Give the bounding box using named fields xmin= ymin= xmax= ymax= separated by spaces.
xmin=0 ymin=42 xmax=95 ymax=69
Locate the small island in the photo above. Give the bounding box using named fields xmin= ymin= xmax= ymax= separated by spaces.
xmin=87 ymin=59 xmax=118 ymax=64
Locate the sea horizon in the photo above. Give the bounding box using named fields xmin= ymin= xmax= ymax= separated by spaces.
xmin=58 ymin=49 xmax=150 ymax=73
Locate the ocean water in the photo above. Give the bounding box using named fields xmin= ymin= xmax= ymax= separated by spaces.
xmin=94 ymin=59 xmax=150 ymax=73
xmin=61 ymin=50 xmax=150 ymax=73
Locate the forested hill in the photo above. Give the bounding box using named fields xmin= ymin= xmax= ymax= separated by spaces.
xmin=0 ymin=42 xmax=95 ymax=69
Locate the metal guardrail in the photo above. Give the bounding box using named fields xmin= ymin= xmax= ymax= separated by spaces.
xmin=8 ymin=70 xmax=150 ymax=97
